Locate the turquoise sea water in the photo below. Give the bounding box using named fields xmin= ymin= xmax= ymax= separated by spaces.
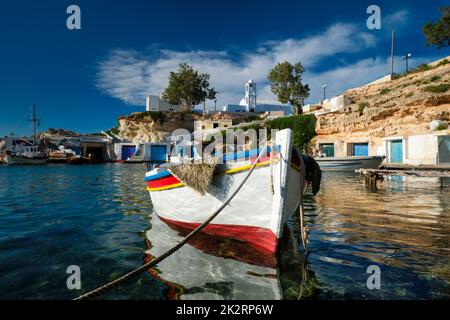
xmin=0 ymin=163 xmax=449 ymax=299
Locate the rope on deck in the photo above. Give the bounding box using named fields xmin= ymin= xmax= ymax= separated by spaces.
xmin=74 ymin=143 xmax=269 ymax=300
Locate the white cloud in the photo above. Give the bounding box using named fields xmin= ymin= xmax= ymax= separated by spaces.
xmin=95 ymin=21 xmax=427 ymax=110
xmin=383 ymin=9 xmax=410 ymax=30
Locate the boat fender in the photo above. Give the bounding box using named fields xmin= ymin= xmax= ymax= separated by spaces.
xmin=302 ymin=155 xmax=322 ymax=196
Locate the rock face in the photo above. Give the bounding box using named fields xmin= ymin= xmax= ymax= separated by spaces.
xmin=117 ymin=111 xmax=262 ymax=143
xmin=44 ymin=128 xmax=80 ymax=137
xmin=311 ymin=57 xmax=450 ymax=154
xmin=118 ymin=112 xmax=202 ymax=143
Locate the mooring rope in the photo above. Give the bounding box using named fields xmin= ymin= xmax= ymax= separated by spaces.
xmin=269 ymin=140 xmax=275 ymax=195
xmin=74 ymin=143 xmax=269 ymax=300
xmin=299 ymin=154 xmax=309 ymax=252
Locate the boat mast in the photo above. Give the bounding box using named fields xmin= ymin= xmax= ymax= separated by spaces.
xmin=29 ymin=104 xmax=40 ymax=145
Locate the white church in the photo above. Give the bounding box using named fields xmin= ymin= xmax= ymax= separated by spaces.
xmin=222 ymin=79 xmax=294 ymax=116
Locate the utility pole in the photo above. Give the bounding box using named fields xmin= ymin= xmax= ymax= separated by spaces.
xmin=214 ymin=99 xmax=217 ymax=112
xmin=403 ymin=53 xmax=412 ymax=73
xmin=390 ymin=30 xmax=395 ymax=75
xmin=322 ymin=84 xmax=327 ymax=101
xmin=28 ymin=104 xmax=40 ymax=145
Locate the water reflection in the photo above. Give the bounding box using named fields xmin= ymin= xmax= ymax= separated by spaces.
xmin=304 ymin=172 xmax=450 ymax=299
xmin=144 ymin=214 xmax=315 ymax=300
xmin=144 ymin=172 xmax=450 ymax=300
xmin=0 ymin=164 xmax=448 ymax=299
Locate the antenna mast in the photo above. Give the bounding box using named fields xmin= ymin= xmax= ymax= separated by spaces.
xmin=29 ymin=104 xmax=40 ymax=145
xmin=391 ymin=30 xmax=395 ymax=75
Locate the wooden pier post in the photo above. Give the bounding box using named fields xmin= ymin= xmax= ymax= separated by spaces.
xmin=358 ymin=169 xmax=382 ymax=190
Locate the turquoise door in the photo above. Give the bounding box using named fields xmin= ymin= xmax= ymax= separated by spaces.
xmin=321 ymin=144 xmax=334 ymax=157
xmin=438 ymin=137 xmax=450 ymax=164
xmin=353 ymin=143 xmax=369 ymax=156
xmin=390 ymin=140 xmax=403 ymax=163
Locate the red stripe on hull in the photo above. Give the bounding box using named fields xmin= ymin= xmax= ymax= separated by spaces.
xmin=158 ymin=215 xmax=278 ymax=253
xmin=249 ymin=153 xmax=278 ymax=163
xmin=147 ymin=175 xmax=181 ymax=189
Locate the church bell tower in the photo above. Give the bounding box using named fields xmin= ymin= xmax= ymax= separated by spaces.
xmin=245 ymin=79 xmax=257 ymax=112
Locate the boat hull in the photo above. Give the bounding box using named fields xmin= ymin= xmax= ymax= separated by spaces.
xmin=145 ymin=129 xmax=301 ymax=253
xmin=5 ymin=154 xmax=48 ymax=165
xmin=315 ymin=156 xmax=384 ymax=171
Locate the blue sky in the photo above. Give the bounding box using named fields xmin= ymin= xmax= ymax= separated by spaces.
xmin=0 ymin=0 xmax=448 ymax=136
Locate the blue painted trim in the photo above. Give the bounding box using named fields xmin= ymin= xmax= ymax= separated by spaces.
xmin=220 ymin=145 xmax=279 ymax=162
xmin=144 ymin=145 xmax=280 ymax=181
xmin=144 ymin=170 xmax=171 ymax=181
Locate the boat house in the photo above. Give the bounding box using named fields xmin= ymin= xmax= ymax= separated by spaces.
xmin=314 ymin=130 xmax=450 ymax=166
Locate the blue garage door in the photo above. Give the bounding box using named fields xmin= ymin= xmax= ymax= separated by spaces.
xmin=390 ymin=140 xmax=403 ymax=163
xmin=353 ymin=143 xmax=369 ymax=156
xmin=151 ymin=145 xmax=167 ymax=162
xmin=122 ymin=146 xmax=136 ymax=160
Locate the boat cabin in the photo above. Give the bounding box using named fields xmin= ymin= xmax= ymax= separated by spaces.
xmin=4 ymin=137 xmax=39 ymax=154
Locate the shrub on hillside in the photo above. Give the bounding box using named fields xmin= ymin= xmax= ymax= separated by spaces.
xmin=266 ymin=114 xmax=317 ymax=152
xmin=423 ymin=84 xmax=450 ymax=93
xmin=379 ymin=88 xmax=391 ymax=95
xmin=358 ymin=102 xmax=369 ymax=114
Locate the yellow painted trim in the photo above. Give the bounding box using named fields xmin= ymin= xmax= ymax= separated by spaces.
xmin=223 ymin=160 xmax=274 ymax=174
xmin=147 ymin=159 xmax=294 ymax=192
xmin=147 ymin=182 xmax=185 ymax=192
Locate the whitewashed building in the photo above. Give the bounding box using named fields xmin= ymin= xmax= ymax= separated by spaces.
xmin=223 ymin=80 xmax=293 ymax=115
xmin=146 ymin=95 xmax=183 ymax=112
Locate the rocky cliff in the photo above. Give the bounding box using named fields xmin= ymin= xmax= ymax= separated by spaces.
xmin=312 ymin=56 xmax=450 ymax=150
xmin=116 ymin=112 xmax=199 ymax=143
xmin=116 ymin=111 xmax=262 ymax=143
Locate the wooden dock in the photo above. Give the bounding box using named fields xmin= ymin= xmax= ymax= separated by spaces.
xmin=356 ymin=168 xmax=450 ymax=190
xmin=381 ymin=163 xmax=450 ymax=171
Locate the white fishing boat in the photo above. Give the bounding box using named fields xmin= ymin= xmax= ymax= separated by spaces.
xmin=5 ymin=105 xmax=48 ymax=165
xmin=5 ymin=150 xmax=47 ymax=165
xmin=315 ymin=155 xmax=384 ymax=171
xmin=145 ymin=129 xmax=321 ymax=253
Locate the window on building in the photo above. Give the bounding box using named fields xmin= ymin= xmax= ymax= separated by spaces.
xmin=319 ymin=143 xmax=334 ymax=158
xmin=351 ymin=143 xmax=369 ymax=156
xmin=213 ymin=123 xmax=219 ymax=129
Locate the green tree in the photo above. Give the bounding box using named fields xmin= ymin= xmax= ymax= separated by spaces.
xmin=162 ymin=63 xmax=216 ymax=112
xmin=267 ymin=61 xmax=310 ymax=115
xmin=423 ymin=7 xmax=450 ymax=49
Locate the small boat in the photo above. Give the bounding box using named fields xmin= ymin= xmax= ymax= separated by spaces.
xmin=4 ymin=105 xmax=48 ymax=165
xmin=67 ymin=155 xmax=89 ymax=165
xmin=315 ymin=155 xmax=385 ymax=171
xmin=5 ymin=150 xmax=48 ymax=165
xmin=144 ymin=129 xmax=321 ymax=253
